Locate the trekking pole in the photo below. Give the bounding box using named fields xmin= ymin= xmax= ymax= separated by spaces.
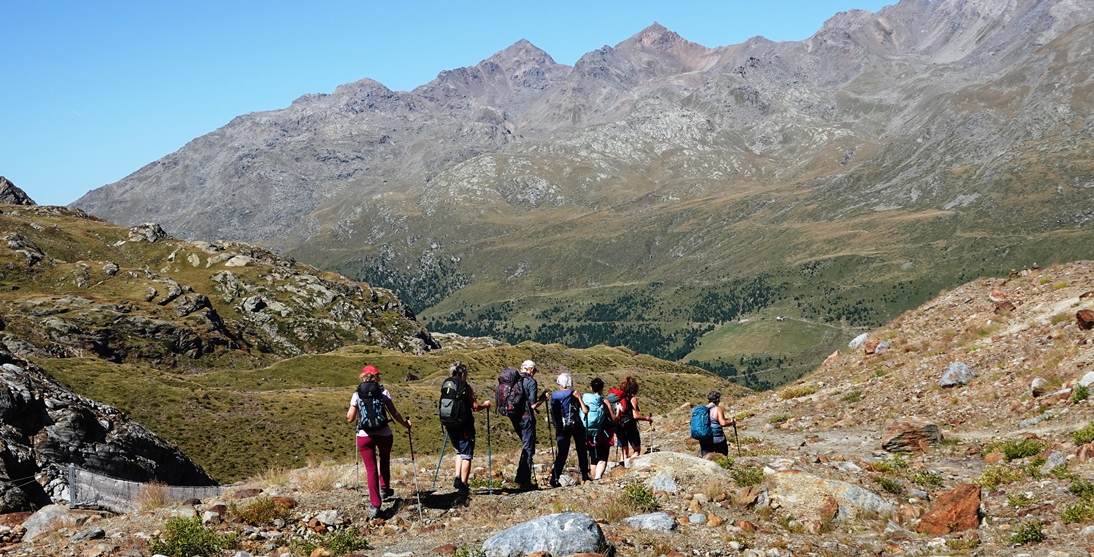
xmin=407 ymin=426 xmax=423 ymax=522
xmin=354 ymin=430 xmax=360 ymax=491
xmin=647 ymin=419 xmax=654 ymax=453
xmin=486 ymin=409 xmax=493 ymax=495
xmin=430 ymin=430 xmax=450 ymax=491
xmin=732 ymin=419 xmax=741 ymax=457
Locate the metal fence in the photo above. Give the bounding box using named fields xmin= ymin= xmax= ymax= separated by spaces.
xmin=68 ymin=465 xmax=223 ymax=513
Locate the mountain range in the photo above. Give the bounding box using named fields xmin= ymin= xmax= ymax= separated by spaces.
xmin=72 ymin=0 xmax=1094 ymax=386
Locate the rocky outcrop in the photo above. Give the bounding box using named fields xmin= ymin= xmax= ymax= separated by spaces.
xmin=0 ymin=348 xmax=215 ymax=513
xmin=0 ymin=178 xmax=35 ymax=206
xmin=0 ymin=206 xmax=438 ymax=368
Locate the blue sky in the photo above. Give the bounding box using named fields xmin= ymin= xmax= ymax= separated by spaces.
xmin=2 ymin=1 xmax=892 ymax=207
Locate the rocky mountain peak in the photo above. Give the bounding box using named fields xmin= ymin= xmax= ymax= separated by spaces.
xmin=0 ymin=177 xmax=35 ymax=206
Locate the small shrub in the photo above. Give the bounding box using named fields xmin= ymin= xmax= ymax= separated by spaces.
xmin=984 ymin=438 xmax=1044 ymax=461
xmin=911 ymin=471 xmax=943 ymax=489
xmin=1010 ymin=520 xmax=1045 ymax=545
xmin=945 ymin=536 xmax=980 ymax=550
xmin=452 ymin=548 xmax=487 ymax=557
xmin=734 ymin=409 xmax=756 ymax=420
xmin=865 ymin=460 xmax=895 ymax=473
xmin=1073 ymin=384 xmax=1090 ymax=404
xmin=768 ymin=412 xmax=792 ymax=424
xmin=1006 ymin=492 xmax=1035 ymax=508
xmin=148 ymin=516 xmax=238 ymax=557
xmin=1060 ymin=501 xmax=1094 ymax=524
xmin=622 ymin=483 xmax=659 ymax=512
xmin=230 ymin=497 xmax=293 ymax=525
xmin=840 ymin=390 xmax=862 ymax=403
xmin=1052 ymin=281 xmax=1070 ymax=290
xmin=289 ymin=527 xmax=370 ymax=556
xmin=1071 ymin=478 xmax=1094 ymax=500
xmin=780 ymin=384 xmax=816 ymax=400
xmin=974 ymin=466 xmax=1023 ymax=490
xmin=711 ymin=454 xmax=734 ymax=469
xmin=875 ymin=476 xmax=904 ymax=495
xmin=731 ymin=467 xmax=764 ymax=487
xmin=1073 ymin=421 xmax=1094 ymax=445
xmin=1024 ymin=456 xmax=1047 ymax=479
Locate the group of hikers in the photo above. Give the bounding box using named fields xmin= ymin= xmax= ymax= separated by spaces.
xmin=345 ymin=360 xmax=735 ymax=517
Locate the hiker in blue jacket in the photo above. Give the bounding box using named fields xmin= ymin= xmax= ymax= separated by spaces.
xmin=549 ymin=373 xmax=590 ymax=486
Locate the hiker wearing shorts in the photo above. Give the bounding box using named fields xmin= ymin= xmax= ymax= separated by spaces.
xmin=583 ymin=377 xmax=618 ymax=481
xmin=616 ymin=375 xmax=652 ymax=462
xmin=549 ymin=373 xmax=590 ymax=486
xmin=445 ymin=361 xmax=491 ymax=496
xmin=510 ymin=360 xmax=544 ymax=490
xmin=700 ymin=390 xmax=734 ymax=456
xmin=346 ymin=365 xmax=411 ymax=518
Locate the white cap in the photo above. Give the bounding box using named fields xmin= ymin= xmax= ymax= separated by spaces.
xmin=521 ymin=360 xmax=536 ymax=370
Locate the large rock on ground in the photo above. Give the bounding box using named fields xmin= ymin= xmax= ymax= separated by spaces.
xmin=940 ymin=362 xmax=976 ymax=388
xmin=915 ymin=484 xmax=981 ymax=534
xmin=881 ymin=417 xmax=941 ymax=453
xmin=480 ymin=512 xmax=607 ymax=557
xmin=0 ymin=349 xmax=215 ymax=511
xmin=766 ymin=470 xmax=894 ymax=534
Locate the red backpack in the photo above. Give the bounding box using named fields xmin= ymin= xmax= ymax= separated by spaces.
xmin=606 ymin=387 xmax=634 ymax=428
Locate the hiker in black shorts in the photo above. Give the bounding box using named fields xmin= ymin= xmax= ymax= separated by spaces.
xmin=442 ymin=361 xmax=491 ymax=496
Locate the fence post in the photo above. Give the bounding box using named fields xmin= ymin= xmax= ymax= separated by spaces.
xmin=67 ymin=464 xmax=76 ymax=508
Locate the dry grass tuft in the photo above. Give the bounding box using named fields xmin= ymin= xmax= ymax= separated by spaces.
xmin=134 ymin=481 xmax=171 ymax=512
xmin=290 ymin=458 xmax=343 ymax=493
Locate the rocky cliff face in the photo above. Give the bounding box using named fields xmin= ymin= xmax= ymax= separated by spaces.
xmin=0 ymin=205 xmax=437 ymax=369
xmin=0 ymin=346 xmax=215 ymax=513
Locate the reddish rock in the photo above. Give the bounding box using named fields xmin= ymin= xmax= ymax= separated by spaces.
xmin=822 ymin=350 xmax=840 ymax=366
xmin=915 ymin=484 xmax=981 ymax=534
xmin=1078 ymin=444 xmax=1094 ymax=462
xmin=882 ymin=417 xmax=941 ymax=452
xmin=994 ymin=301 xmax=1016 ymax=314
xmin=988 ymin=289 xmax=1008 ymax=302
xmin=208 ymin=504 xmax=228 ymax=517
xmin=232 ymin=488 xmax=262 ymax=499
xmin=864 ymin=340 xmax=880 ymax=355
xmin=1078 ymin=309 xmax=1094 ymax=331
xmin=735 ymin=485 xmax=764 ymax=508
xmin=735 ymin=520 xmax=756 ymax=532
xmin=526 ymin=552 xmax=551 ymax=557
xmin=270 ymin=496 xmax=296 ymax=508
xmin=0 ymin=512 xmax=32 ymax=527
xmin=431 ymin=545 xmax=457 ymax=554
xmin=983 ymin=452 xmax=1005 ymax=464
xmin=707 ymin=515 xmax=724 ymax=527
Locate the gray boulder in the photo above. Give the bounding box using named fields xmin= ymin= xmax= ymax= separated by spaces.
xmin=0 ymin=177 xmax=36 ymax=206
xmin=848 ymin=333 xmax=869 ymax=349
xmin=940 ymin=362 xmax=976 ymax=388
xmin=481 ymin=512 xmax=607 ymax=557
xmin=622 ymin=512 xmax=676 ymax=532
xmin=1079 ymin=372 xmax=1094 ymax=389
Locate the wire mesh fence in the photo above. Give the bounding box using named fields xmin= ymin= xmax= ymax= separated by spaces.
xmin=68 ymin=465 xmax=223 ymax=513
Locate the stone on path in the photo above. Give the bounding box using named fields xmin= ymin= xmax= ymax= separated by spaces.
xmin=622 ymin=512 xmax=676 ymax=532
xmin=481 ymin=512 xmax=607 ymax=557
xmin=940 ymin=362 xmax=976 ymax=388
xmin=881 ymin=417 xmax=941 ymax=453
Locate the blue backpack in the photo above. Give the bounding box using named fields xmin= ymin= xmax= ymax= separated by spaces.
xmin=582 ymin=393 xmax=607 ymax=440
xmin=690 ymin=405 xmax=712 ymax=441
xmin=551 ymin=389 xmax=581 ymax=430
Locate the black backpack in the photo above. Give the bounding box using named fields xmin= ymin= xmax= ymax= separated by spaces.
xmin=356 ymin=381 xmax=389 ymax=432
xmin=495 ymin=367 xmax=526 ymax=417
xmin=438 ymin=375 xmax=471 ymax=427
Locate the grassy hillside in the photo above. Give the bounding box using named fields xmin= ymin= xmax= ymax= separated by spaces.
xmin=37 ymin=342 xmax=744 ymax=482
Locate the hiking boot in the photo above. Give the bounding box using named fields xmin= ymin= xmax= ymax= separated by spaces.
xmin=548 ymin=476 xmax=561 ymax=488
xmin=453 ymin=476 xmax=465 ymax=490
xmin=517 ymin=481 xmax=538 ymax=492
xmin=381 ymin=487 xmax=395 ymax=500
xmin=368 ymin=505 xmax=380 ymax=519
xmin=457 ymin=483 xmax=470 ymax=497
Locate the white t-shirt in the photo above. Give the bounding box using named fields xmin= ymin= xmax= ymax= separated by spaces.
xmin=351 ymin=387 xmax=393 ymax=437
